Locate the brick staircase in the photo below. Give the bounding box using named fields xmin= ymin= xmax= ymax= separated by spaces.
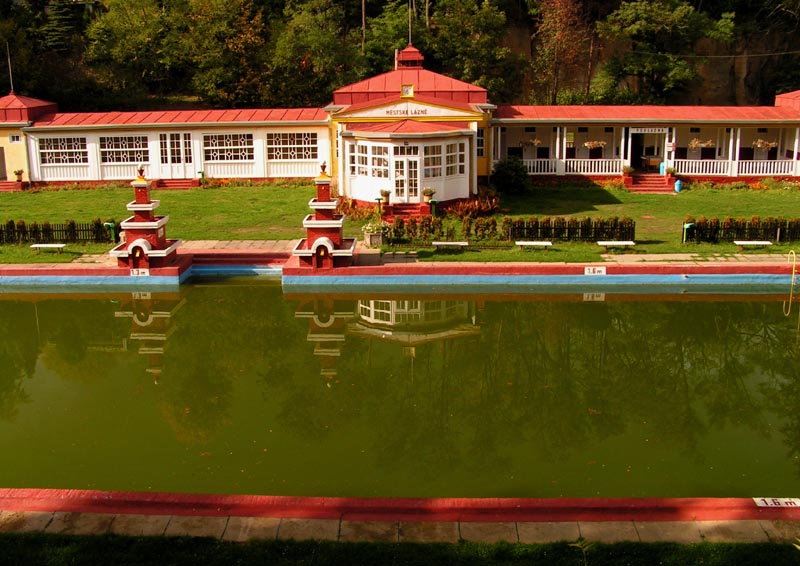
xmin=0 ymin=181 xmax=25 ymax=192
xmin=382 ymin=202 xmax=432 ymax=222
xmin=628 ymin=173 xmax=676 ymax=194
xmin=153 ymin=178 xmax=200 ymax=190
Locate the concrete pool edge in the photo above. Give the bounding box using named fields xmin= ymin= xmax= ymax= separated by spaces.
xmin=1 ymin=489 xmax=799 ymax=523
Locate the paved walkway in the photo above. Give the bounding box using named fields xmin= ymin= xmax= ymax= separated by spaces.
xmin=2 ymin=510 xmax=799 ymax=544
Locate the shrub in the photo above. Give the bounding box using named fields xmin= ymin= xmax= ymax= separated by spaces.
xmin=490 ymin=157 xmax=531 ymax=195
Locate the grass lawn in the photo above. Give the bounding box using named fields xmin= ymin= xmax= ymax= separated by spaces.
xmin=2 ymin=181 xmax=799 ymax=262
xmin=1 ymin=534 xmax=798 ymax=566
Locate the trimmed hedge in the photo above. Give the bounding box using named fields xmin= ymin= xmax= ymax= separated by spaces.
xmin=682 ymin=216 xmax=800 ymax=243
xmin=0 ymin=218 xmax=119 ymax=244
xmin=503 ymin=216 xmax=636 ymax=242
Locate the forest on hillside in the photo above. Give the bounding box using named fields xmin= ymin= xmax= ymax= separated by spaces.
xmin=2 ymin=0 xmax=800 ymax=111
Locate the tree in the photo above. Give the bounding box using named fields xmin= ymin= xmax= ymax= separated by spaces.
xmin=266 ymin=0 xmax=366 ymax=108
xmin=427 ymin=0 xmax=526 ymax=103
xmin=529 ymin=0 xmax=591 ymax=104
xmin=86 ymin=0 xmax=189 ymax=96
xmin=597 ymin=0 xmax=734 ymax=102
xmin=182 ymin=0 xmax=271 ymax=107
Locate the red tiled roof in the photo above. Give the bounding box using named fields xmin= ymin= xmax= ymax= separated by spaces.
xmin=494 ymin=104 xmax=800 ymax=124
xmin=0 ymin=92 xmax=58 ymax=123
xmin=345 ymin=120 xmax=471 ymax=135
xmin=333 ymin=70 xmax=487 ymax=106
xmin=30 ymin=108 xmax=328 ymax=129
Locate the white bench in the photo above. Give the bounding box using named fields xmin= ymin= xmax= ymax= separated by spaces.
xmin=734 ymin=240 xmax=772 ymax=251
xmin=597 ymin=240 xmax=636 ymax=252
xmin=515 ymin=240 xmax=552 ymax=251
xmin=30 ymin=243 xmax=66 ymax=254
xmin=431 ymin=241 xmax=468 ymax=251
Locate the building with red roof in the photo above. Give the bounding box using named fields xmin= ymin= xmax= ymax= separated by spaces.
xmin=0 ymin=45 xmax=799 ymax=197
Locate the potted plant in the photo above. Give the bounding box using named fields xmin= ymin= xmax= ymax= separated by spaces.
xmin=380 ymin=189 xmax=390 ymax=204
xmin=13 ymin=169 xmax=23 ymax=182
xmin=422 ymin=187 xmax=436 ymax=203
xmin=664 ymin=166 xmax=677 ymax=185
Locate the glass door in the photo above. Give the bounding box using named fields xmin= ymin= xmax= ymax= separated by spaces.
xmin=159 ymin=133 xmax=193 ymax=179
xmin=393 ymin=146 xmax=420 ymax=203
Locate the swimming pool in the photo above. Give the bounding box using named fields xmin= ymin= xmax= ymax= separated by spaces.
xmin=0 ymin=282 xmax=797 ymax=499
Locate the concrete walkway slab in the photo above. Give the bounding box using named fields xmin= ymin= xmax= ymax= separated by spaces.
xmin=111 ymin=514 xmax=170 ymax=537
xmin=635 ymin=521 xmax=702 ymax=543
xmin=164 ymin=515 xmax=228 ymax=538
xmin=277 ymin=518 xmax=339 ymax=541
xmin=45 ymin=512 xmax=115 ymax=535
xmin=222 ymin=516 xmax=280 ymax=542
xmin=517 ymin=522 xmax=580 ymax=543
xmin=0 ymin=511 xmax=53 ymax=533
xmin=579 ymin=521 xmax=640 ymax=542
xmin=399 ymin=521 xmax=459 ymax=543
xmin=762 ymin=520 xmax=800 ymax=543
xmin=340 ymin=520 xmax=398 ymax=543
xmin=698 ymin=520 xmax=769 ymax=542
xmin=459 ymin=522 xmax=517 ymax=543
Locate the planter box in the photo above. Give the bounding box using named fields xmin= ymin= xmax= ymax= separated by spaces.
xmin=363 ymin=232 xmax=383 ymax=248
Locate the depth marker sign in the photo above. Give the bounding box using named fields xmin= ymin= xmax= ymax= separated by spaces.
xmin=754 ymin=498 xmax=800 ymax=507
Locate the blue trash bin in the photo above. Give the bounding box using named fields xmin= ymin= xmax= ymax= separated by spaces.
xmin=674 ymin=179 xmax=682 ymax=193
xmin=659 ymin=162 xmax=665 ymax=175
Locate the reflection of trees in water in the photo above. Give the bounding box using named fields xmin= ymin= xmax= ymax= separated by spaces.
xmin=0 ymin=303 xmax=38 ymax=420
xmin=277 ymin=299 xmax=800 ymax=481
xmin=159 ymin=284 xmax=303 ymax=444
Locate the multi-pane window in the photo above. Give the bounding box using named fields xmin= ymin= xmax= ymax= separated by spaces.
xmin=100 ymin=135 xmax=149 ymax=164
xmin=203 ymin=133 xmax=254 ymax=161
xmin=423 ymin=144 xmax=442 ymax=178
xmin=371 ymin=145 xmax=389 ymax=178
xmin=446 ymin=142 xmax=466 ymax=176
xmin=476 ymin=128 xmax=485 ymax=157
xmin=39 ymin=137 xmax=88 ymax=164
xmin=356 ymin=144 xmax=368 ymax=175
xmin=266 ymin=132 xmax=317 ymax=160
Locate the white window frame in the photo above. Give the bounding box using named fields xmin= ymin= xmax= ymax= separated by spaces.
xmin=423 ymin=144 xmax=443 ymax=179
xmin=39 ymin=137 xmax=88 ymax=164
xmin=266 ymin=132 xmax=318 ymax=160
xmin=99 ymin=135 xmax=149 ymax=164
xmin=203 ymin=133 xmax=254 ymax=162
xmin=370 ymin=145 xmax=389 ymax=178
xmin=446 ymin=142 xmax=466 ymax=176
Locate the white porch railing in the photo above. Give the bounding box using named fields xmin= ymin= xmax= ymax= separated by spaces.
xmin=522 ymin=158 xmax=557 ymax=174
xmin=40 ymin=165 xmax=93 ymax=182
xmin=673 ymin=159 xmax=731 ymax=176
xmin=265 ymin=160 xmax=317 ymax=178
xmin=736 ymin=160 xmax=796 ymax=177
xmin=565 ymin=158 xmax=622 ymax=175
xmin=100 ymin=164 xmax=148 ymax=180
xmin=204 ymin=162 xmax=257 ymax=179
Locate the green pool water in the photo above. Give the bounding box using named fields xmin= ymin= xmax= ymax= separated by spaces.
xmin=1 ymin=282 xmax=798 ymax=499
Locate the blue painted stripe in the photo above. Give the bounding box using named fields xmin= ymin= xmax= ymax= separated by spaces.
xmin=282 ymin=273 xmax=793 ymax=293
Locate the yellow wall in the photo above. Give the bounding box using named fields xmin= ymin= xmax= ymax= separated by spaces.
xmin=0 ymin=126 xmax=28 ymax=181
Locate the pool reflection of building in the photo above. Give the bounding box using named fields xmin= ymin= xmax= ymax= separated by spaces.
xmin=114 ymin=291 xmax=185 ymax=383
xmin=351 ymin=299 xmax=479 ymax=350
xmin=294 ymin=296 xmax=480 ymax=382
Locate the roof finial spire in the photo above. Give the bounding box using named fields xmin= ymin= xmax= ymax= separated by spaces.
xmin=6 ymin=42 xmax=13 ymax=94
xmin=408 ymin=0 xmax=412 ymax=45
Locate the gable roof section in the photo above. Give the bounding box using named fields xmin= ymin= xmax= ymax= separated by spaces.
xmin=333 ymin=70 xmax=487 ymax=106
xmin=28 ymin=108 xmax=328 ymax=130
xmin=495 ymin=104 xmax=800 ymax=124
xmin=0 ymin=92 xmax=58 ymax=124
xmin=335 ymin=94 xmax=482 ymax=117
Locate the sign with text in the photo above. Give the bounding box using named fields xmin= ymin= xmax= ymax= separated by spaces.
xmin=754 ymin=498 xmax=800 ymax=507
xmin=344 ymin=101 xmax=477 ymax=120
xmin=631 ymin=127 xmax=668 ymax=134
xmin=584 ymin=266 xmax=607 ymax=276
xmin=130 ymin=268 xmax=150 ymax=277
